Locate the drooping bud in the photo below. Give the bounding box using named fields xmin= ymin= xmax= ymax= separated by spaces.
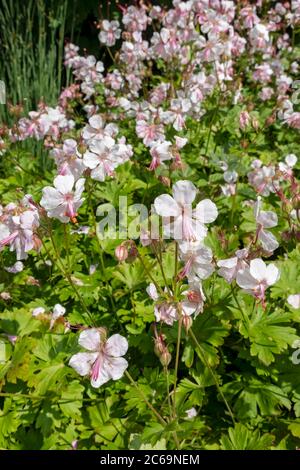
xmin=182 ymin=314 xmax=193 ymax=332
xmin=115 ymin=243 xmax=128 ymax=262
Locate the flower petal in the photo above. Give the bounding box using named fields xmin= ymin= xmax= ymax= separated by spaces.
xmin=105 ymin=334 xmax=128 ymax=357
xmin=172 ymin=180 xmax=197 ymax=205
xmin=265 ymin=263 xmax=279 ymax=286
xmin=78 ymin=328 xmax=101 ymax=351
xmin=69 ymin=352 xmax=98 ymax=376
xmin=249 ymin=258 xmax=267 ymax=282
xmin=54 ymin=175 xmax=75 ymax=194
xmin=154 ymin=194 xmax=180 ymax=217
xmin=195 ymin=199 xmax=218 ymax=223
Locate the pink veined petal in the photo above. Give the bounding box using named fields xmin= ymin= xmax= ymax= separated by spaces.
xmin=74 ymin=178 xmax=85 ymax=200
xmin=83 ymin=151 xmax=100 ymax=169
xmin=89 ymin=114 xmax=104 ymax=130
xmin=54 ymin=174 xmax=75 ymax=194
xmin=146 ymin=283 xmax=159 ymax=301
xmin=69 ymin=352 xmax=98 ymax=376
xmin=258 ymin=229 xmax=279 ymax=252
xmin=172 ymin=180 xmax=197 ymax=206
xmin=40 ymin=187 xmax=65 ymax=210
xmin=181 ymin=301 xmax=197 ymax=316
xmin=154 ymin=194 xmax=180 ymax=217
xmin=236 ymin=268 xmax=257 ymax=290
xmin=256 ymin=210 xmax=278 ymax=228
xmin=249 ymin=258 xmax=267 ymax=282
xmin=78 ymin=328 xmax=101 ymax=351
xmin=265 ymin=263 xmax=279 ymax=286
xmin=194 ymin=199 xmax=218 ymax=223
xmin=194 ymin=262 xmax=214 ymax=280
xmin=217 ymin=257 xmax=238 ymax=269
xmin=105 ymin=334 xmax=128 ymax=357
xmin=106 ymin=356 xmax=128 ymax=380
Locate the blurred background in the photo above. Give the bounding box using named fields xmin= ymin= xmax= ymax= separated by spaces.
xmin=0 ymin=0 xmax=171 ymax=123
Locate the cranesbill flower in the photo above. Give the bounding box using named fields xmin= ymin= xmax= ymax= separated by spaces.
xmin=40 ymin=175 xmax=85 ymax=223
xmin=69 ymin=329 xmax=128 ymax=388
xmin=236 ymin=258 xmax=280 ymax=305
xmin=254 ymin=198 xmax=279 ymax=252
xmin=98 ymin=20 xmax=121 ymax=47
xmin=154 ymin=180 xmax=218 ymax=241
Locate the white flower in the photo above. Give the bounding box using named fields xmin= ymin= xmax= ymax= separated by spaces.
xmin=154 ymin=180 xmax=218 ymax=241
xmin=236 ymin=258 xmax=280 ymax=302
xmin=69 ymin=329 xmax=128 ymax=388
xmin=83 ymin=136 xmax=122 ymax=181
xmin=178 ymin=240 xmax=214 ymax=279
xmin=32 ymin=307 xmax=46 ymax=317
xmin=98 ymin=20 xmax=121 ymax=47
xmin=279 ymin=154 xmax=297 ymax=175
xmin=82 ymin=114 xmax=118 ymax=141
xmin=4 ymin=261 xmax=24 ymax=274
xmin=149 ymin=141 xmax=172 ymax=170
xmin=217 ymin=248 xmax=249 ymax=283
xmin=254 ymin=198 xmax=279 ymax=252
xmin=185 ymin=407 xmax=197 ymax=419
xmin=41 ymin=175 xmax=85 ymax=223
xmin=50 ymin=304 xmax=66 ymax=329
xmin=287 ymin=294 xmax=300 ymax=309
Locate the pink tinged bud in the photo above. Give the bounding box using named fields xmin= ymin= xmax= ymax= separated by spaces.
xmin=239 ymin=111 xmax=250 ymax=130
xmin=160 ymin=349 xmax=171 ymax=367
xmin=115 ymin=244 xmax=128 ymax=262
xmin=183 ymin=315 xmax=193 ymax=332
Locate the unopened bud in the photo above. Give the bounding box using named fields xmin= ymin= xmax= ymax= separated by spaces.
xmin=183 ymin=315 xmax=193 ymax=332
xmin=115 ymin=243 xmax=128 ymax=262
xmin=158 ymin=176 xmax=171 ymax=187
xmin=160 ymin=349 xmax=172 ymax=367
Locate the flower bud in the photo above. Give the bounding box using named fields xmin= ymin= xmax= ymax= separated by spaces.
xmin=160 ymin=349 xmax=172 ymax=367
xmin=115 ymin=243 xmax=128 ymax=262
xmin=183 ymin=315 xmax=193 ymax=332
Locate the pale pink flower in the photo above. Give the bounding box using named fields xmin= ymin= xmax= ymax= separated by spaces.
xmin=178 ymin=240 xmax=214 ymax=280
xmin=154 ymin=180 xmax=218 ymax=241
xmin=40 ymin=175 xmax=85 ymax=223
xmin=136 ymin=120 xmax=165 ymax=146
xmin=98 ymin=20 xmax=121 ymax=47
xmin=69 ymin=329 xmax=128 ymax=388
xmin=49 ymin=304 xmax=66 ymax=330
xmin=82 ymin=115 xmax=118 ymax=141
xmin=254 ymin=198 xmax=279 ymax=252
xmin=217 ymin=249 xmax=249 ymax=283
xmin=149 ymin=141 xmax=172 ymax=170
xmin=236 ymin=259 xmax=280 ymax=303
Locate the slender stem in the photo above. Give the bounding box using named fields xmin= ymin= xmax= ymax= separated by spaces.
xmin=164 ymin=366 xmax=180 ymax=450
xmin=137 ymin=251 xmax=164 ymax=296
xmin=230 ymin=285 xmax=248 ymax=330
xmin=173 ymin=241 xmax=179 ymax=296
xmin=153 ymin=243 xmax=172 ymax=296
xmin=125 ymin=370 xmax=167 ymax=426
xmin=189 ymin=328 xmax=235 ymax=424
xmin=164 ymin=366 xmax=173 ymax=420
xmin=44 ymin=228 xmax=96 ymax=327
xmin=172 ymin=316 xmax=182 ymax=418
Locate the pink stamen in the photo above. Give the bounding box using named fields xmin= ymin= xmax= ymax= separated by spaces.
xmin=91 ymin=355 xmax=102 ymax=382
xmin=0 ymin=231 xmax=18 ymax=247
